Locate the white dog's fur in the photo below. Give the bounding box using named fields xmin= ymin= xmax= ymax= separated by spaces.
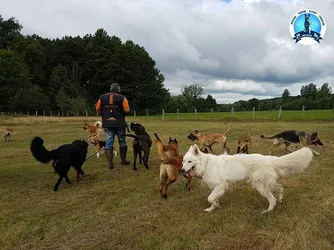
xmin=181 ymin=144 xmax=314 ymax=214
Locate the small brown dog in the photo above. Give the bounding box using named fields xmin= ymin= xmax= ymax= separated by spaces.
xmin=154 ymin=133 xmax=191 ymax=199
xmin=237 ymin=126 xmax=252 ymax=154
xmin=88 ymin=135 xmax=117 ymax=158
xmin=187 ymin=123 xmax=230 ymax=154
xmin=4 ymin=127 xmax=13 ymax=142
xmin=83 ymin=121 xmax=103 ymax=139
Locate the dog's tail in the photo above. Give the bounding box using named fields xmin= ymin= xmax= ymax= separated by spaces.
xmin=30 ymin=137 xmax=56 ymax=164
xmin=223 ymin=123 xmax=230 ymax=135
xmin=273 ymin=147 xmax=315 ymax=178
xmin=260 ymin=134 xmax=277 ymax=140
xmin=94 ymin=121 xmax=102 ymax=128
xmin=154 ymin=133 xmax=166 ymax=161
xmin=123 ymin=134 xmax=139 ymax=139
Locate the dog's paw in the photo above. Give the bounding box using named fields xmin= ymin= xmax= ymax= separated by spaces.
xmin=203 ymin=208 xmax=214 ymax=213
xmin=261 ymin=209 xmax=270 ymax=214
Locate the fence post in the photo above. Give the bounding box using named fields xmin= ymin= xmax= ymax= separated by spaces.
xmin=85 ymin=110 xmax=88 ymax=116
xmin=134 ymin=110 xmax=136 ymax=117
xmin=1 ymin=112 xmax=3 ymax=116
xmin=194 ymin=109 xmax=197 ymax=120
xmin=177 ymin=108 xmax=179 ymax=119
xmin=211 ymin=108 xmax=213 ymax=119
xmin=27 ymin=111 xmax=29 ymax=116
xmin=278 ymin=106 xmax=282 ymax=120
xmin=302 ymin=105 xmax=305 ymax=119
xmin=252 ymin=107 xmax=255 ymax=120
xmin=146 ymin=109 xmax=148 ymax=116
xmin=162 ymin=109 xmax=165 ymax=120
xmin=231 ymin=107 xmax=234 ymax=116
xmin=35 ymin=111 xmax=38 ymax=116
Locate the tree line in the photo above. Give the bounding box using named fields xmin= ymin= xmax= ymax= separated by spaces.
xmin=1 ymin=15 xmax=333 ymax=115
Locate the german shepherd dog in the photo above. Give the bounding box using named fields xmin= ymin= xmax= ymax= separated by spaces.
xmin=154 ymin=133 xmax=191 ymax=199
xmin=88 ymin=135 xmax=117 ymax=158
xmin=30 ymin=137 xmax=88 ymax=191
xmin=304 ymin=14 xmax=311 ymax=34
xmin=261 ymin=130 xmax=323 ymax=155
xmin=4 ymin=127 xmax=13 ymax=142
xmin=123 ymin=122 xmax=152 ymax=171
xmin=237 ymin=126 xmax=252 ymax=154
xmin=187 ymin=123 xmax=230 ymax=154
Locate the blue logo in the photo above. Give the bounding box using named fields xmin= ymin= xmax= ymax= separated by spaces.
xmin=289 ymin=9 xmax=326 ymax=45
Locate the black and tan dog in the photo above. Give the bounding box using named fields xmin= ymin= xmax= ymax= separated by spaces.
xmin=237 ymin=126 xmax=252 ymax=154
xmin=123 ymin=122 xmax=152 ymax=171
xmin=187 ymin=123 xmax=230 ymax=154
xmin=261 ymin=130 xmax=323 ymax=154
xmin=88 ymin=135 xmax=117 ymax=158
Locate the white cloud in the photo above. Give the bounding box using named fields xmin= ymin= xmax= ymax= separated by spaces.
xmin=1 ymin=0 xmax=333 ymax=103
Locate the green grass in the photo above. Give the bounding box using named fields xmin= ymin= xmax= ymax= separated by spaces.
xmin=136 ymin=109 xmax=334 ymax=122
xmin=1 ymin=116 xmax=334 ymax=249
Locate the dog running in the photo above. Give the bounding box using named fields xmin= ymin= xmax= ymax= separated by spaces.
xmin=237 ymin=126 xmax=252 ymax=154
xmin=187 ymin=123 xmax=230 ymax=154
xmin=260 ymin=130 xmax=323 ymax=154
xmin=181 ymin=144 xmax=316 ymax=214
xmin=123 ymin=122 xmax=152 ymax=171
xmin=154 ymin=133 xmax=191 ymax=199
xmin=30 ymin=136 xmax=88 ymax=191
xmin=4 ymin=127 xmax=13 ymax=142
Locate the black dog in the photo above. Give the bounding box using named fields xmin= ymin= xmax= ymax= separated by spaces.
xmin=30 ymin=136 xmax=88 ymax=191
xmin=123 ymin=122 xmax=152 ymax=171
xmin=261 ymin=130 xmax=323 ymax=154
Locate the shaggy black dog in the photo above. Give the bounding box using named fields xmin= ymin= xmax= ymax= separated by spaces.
xmin=123 ymin=122 xmax=152 ymax=171
xmin=30 ymin=136 xmax=88 ymax=191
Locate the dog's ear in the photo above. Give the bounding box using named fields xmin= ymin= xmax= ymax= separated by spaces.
xmin=194 ymin=130 xmax=199 ymax=134
xmin=314 ymin=132 xmax=318 ymax=136
xmin=192 ymin=144 xmax=200 ymax=155
xmin=169 ymin=137 xmax=172 ymax=142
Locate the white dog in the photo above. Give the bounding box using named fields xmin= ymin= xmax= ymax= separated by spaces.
xmin=181 ymin=144 xmax=315 ymax=214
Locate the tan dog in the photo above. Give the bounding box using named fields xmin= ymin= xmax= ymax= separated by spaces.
xmin=237 ymin=126 xmax=252 ymax=154
xmin=88 ymin=135 xmax=117 ymax=158
xmin=83 ymin=121 xmax=103 ymax=139
xmin=4 ymin=127 xmax=13 ymax=142
xmin=154 ymin=133 xmax=191 ymax=199
xmin=187 ymin=123 xmax=230 ymax=154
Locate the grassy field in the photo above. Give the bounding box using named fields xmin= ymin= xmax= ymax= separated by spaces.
xmin=1 ymin=116 xmax=334 ymax=250
xmin=134 ymin=109 xmax=334 ymax=121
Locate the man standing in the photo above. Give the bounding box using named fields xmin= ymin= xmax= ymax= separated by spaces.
xmin=95 ymin=83 xmax=130 ymax=169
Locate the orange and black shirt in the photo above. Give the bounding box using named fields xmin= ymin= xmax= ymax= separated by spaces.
xmin=95 ymin=92 xmax=129 ymax=129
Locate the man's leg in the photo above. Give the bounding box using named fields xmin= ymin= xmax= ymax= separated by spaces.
xmin=104 ymin=128 xmax=116 ymax=169
xmin=116 ymin=128 xmax=130 ymax=165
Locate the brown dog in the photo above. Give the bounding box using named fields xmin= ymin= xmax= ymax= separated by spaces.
xmin=154 ymin=133 xmax=191 ymax=199
xmin=237 ymin=126 xmax=252 ymax=154
xmin=187 ymin=123 xmax=230 ymax=154
xmin=83 ymin=121 xmax=103 ymax=139
xmin=4 ymin=127 xmax=13 ymax=142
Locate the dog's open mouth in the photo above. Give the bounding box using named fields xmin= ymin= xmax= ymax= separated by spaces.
xmin=186 ymin=166 xmax=196 ymax=177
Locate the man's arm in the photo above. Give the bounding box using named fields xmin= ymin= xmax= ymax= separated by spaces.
xmin=95 ymin=99 xmax=101 ymax=113
xmin=123 ymin=98 xmax=130 ymax=113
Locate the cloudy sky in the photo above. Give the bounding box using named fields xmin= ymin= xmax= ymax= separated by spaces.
xmin=1 ymin=0 xmax=334 ymax=103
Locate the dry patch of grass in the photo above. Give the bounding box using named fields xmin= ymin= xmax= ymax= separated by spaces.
xmin=0 ymin=118 xmax=334 ymax=249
